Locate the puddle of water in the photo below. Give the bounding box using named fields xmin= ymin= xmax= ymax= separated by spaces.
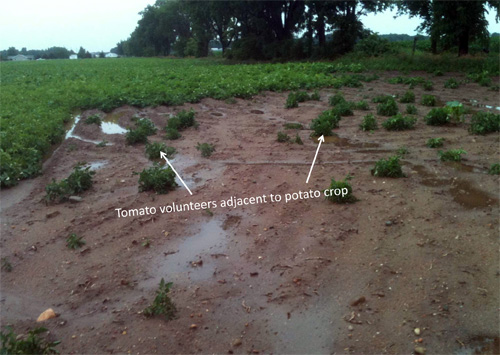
xmin=85 ymin=161 xmax=108 ymax=170
xmin=311 ymin=135 xmax=380 ymax=148
xmin=65 ymin=115 xmax=102 ymax=145
xmin=455 ymin=336 xmax=499 ymax=355
xmin=101 ymin=121 xmax=127 ymax=135
xmin=450 ymin=179 xmax=498 ymax=209
xmin=148 ymin=219 xmax=227 ymax=284
xmin=412 ymin=165 xmax=450 ymax=187
xmin=105 ymin=111 xmax=126 ymax=123
xmin=250 ymin=109 xmax=264 ymax=114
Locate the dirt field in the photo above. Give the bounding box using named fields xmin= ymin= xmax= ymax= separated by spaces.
xmin=1 ymin=72 xmax=499 ymax=354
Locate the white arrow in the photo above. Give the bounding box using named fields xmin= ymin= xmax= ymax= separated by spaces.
xmin=306 ymin=135 xmax=324 ymax=184
xmin=160 ymin=151 xmax=193 ymax=195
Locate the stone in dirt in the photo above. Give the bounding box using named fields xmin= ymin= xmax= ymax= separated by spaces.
xmin=69 ymin=196 xmax=83 ymax=203
xmin=350 ymin=296 xmax=366 ymax=307
xmin=37 ymin=308 xmax=57 ymax=322
xmin=414 ymin=346 xmax=426 ymax=354
xmin=46 ymin=211 xmax=60 ymax=219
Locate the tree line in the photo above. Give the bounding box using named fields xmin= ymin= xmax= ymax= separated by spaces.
xmin=117 ymin=0 xmax=499 ymax=60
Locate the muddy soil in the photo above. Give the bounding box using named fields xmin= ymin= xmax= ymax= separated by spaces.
xmin=1 ymin=72 xmax=499 ymax=354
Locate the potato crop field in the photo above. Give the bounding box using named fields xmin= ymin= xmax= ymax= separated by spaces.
xmin=1 ymin=55 xmax=499 ymax=354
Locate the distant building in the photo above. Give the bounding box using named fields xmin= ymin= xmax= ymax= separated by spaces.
xmin=105 ymin=52 xmax=118 ymax=58
xmin=69 ymin=54 xmax=77 ymax=60
xmin=7 ymin=54 xmax=34 ymax=61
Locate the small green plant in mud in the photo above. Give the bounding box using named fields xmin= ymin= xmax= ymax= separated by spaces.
xmin=467 ymin=71 xmax=492 ymax=87
xmin=294 ymin=133 xmax=303 ymax=145
xmin=372 ymin=95 xmax=394 ymax=104
xmin=406 ymin=104 xmax=417 ymax=115
xmin=84 ymin=114 xmax=102 ymax=126
xmin=67 ymin=143 xmax=78 ymax=152
xmin=382 ymin=114 xmax=416 ymax=131
xmin=310 ymin=110 xmax=341 ymax=136
xmin=353 ymin=100 xmax=369 ymax=110
xmin=137 ymin=163 xmax=177 ymax=194
xmin=1 ymin=257 xmax=12 ymax=272
xmin=310 ymin=90 xmax=321 ymax=101
xmin=142 ymin=238 xmax=151 ymax=248
xmin=277 ymin=131 xmax=291 ymax=143
xmin=421 ymin=95 xmax=436 ymax=106
xmin=371 ymin=156 xmax=405 ymax=178
xmin=438 ymin=149 xmax=467 ymax=162
xmin=329 ymin=92 xmax=347 ymax=106
xmin=204 ymin=208 xmax=214 ymax=216
xmin=97 ymin=140 xmax=108 ymax=147
xmin=396 ymin=146 xmax=409 ymax=156
xmin=359 ymin=114 xmax=378 ymax=131
xmin=225 ymin=97 xmax=237 ymax=104
xmin=175 ymin=109 xmax=197 ymax=129
xmin=488 ymin=163 xmax=500 ymax=175
xmin=376 ymin=99 xmax=398 ymax=116
xmin=0 ymin=326 xmax=60 ymax=354
xmin=426 ymin=137 xmax=445 ymax=148
xmin=196 ymin=143 xmax=215 ymax=157
xmin=165 ymin=127 xmax=181 ymax=140
xmin=469 ymin=112 xmax=500 ymax=135
xmin=444 ymin=78 xmax=460 ymax=89
xmin=66 ymin=233 xmax=86 ymax=249
xmin=332 ymin=102 xmax=354 ymax=116
xmin=399 ymin=91 xmax=415 ymax=103
xmin=132 ymin=117 xmax=158 ymax=135
xmin=445 ymin=101 xmax=465 ymax=123
xmin=425 ymin=108 xmax=449 ymax=126
xmin=45 ymin=165 xmax=95 ymax=202
xmin=434 ymin=70 xmax=444 ymax=76
xmin=423 ymin=80 xmax=434 ymax=91
xmin=145 ymin=142 xmax=176 ymax=160
xmin=324 ymin=175 xmax=357 ymax=204
xmin=143 ymin=278 xmax=177 ymax=320
xmin=285 ymin=92 xmax=299 ymax=108
xmin=284 ymin=123 xmax=303 ymax=130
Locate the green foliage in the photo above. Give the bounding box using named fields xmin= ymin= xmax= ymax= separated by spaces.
xmin=175 ymin=109 xmax=197 ymax=129
xmin=324 ymin=175 xmax=357 ymax=203
xmin=137 ymin=163 xmax=177 ymax=194
xmin=332 ymin=102 xmax=354 ymax=116
xmin=488 ymin=163 xmax=500 ymax=175
xmin=359 ymin=114 xmax=378 ymax=131
xmin=66 ymin=233 xmax=85 ymax=249
xmin=310 ymin=110 xmax=341 ymax=137
xmin=145 ymin=142 xmax=176 ymax=160
xmin=284 ymin=123 xmax=303 ymax=130
xmin=396 ymin=146 xmax=409 ymax=156
xmin=434 ymin=70 xmax=444 ymax=76
xmin=354 ymin=100 xmax=369 ymax=110
xmin=84 ymin=114 xmax=102 ymax=126
xmin=439 ymin=149 xmax=467 ymax=162
xmin=468 ymin=71 xmax=492 ymax=87
xmin=126 ymin=117 xmax=157 ymax=145
xmin=444 ymin=101 xmax=465 ymax=123
xmin=423 ymin=80 xmax=433 ymax=91
xmin=45 ymin=165 xmax=95 ymax=202
xmin=444 ymin=78 xmax=459 ymax=89
xmin=310 ymin=90 xmax=321 ymax=101
xmin=329 ymin=92 xmax=346 ymax=106
xmin=165 ymin=128 xmax=181 ymax=140
xmin=354 ymin=34 xmax=392 ymax=56
xmin=196 ymin=143 xmax=215 ymax=157
xmin=421 ymin=95 xmax=436 ymax=106
xmin=425 ymin=108 xmax=449 ymax=126
xmin=97 ymin=140 xmax=108 ymax=147
xmin=372 ymin=95 xmax=394 ymax=104
xmin=406 ymin=104 xmax=418 ymax=115
xmin=277 ymin=131 xmax=290 ymax=143
xmin=0 ymin=326 xmax=60 ymax=354
xmin=399 ymin=91 xmax=415 ymax=103
xmin=143 ymin=278 xmax=177 ymax=320
xmin=382 ymin=114 xmax=416 ymax=131
xmin=1 ymin=257 xmax=12 ymax=272
xmin=285 ymin=93 xmax=299 ymax=108
xmin=426 ymin=137 xmax=445 ymax=148
xmin=377 ymin=99 xmax=399 ymax=116
xmin=469 ymin=112 xmax=500 ymax=134
xmin=294 ymin=133 xmax=303 ymax=145
xmin=371 ymin=156 xmax=405 ymax=178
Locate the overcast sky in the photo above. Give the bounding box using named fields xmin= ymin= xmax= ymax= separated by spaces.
xmin=0 ymin=1 xmax=498 ymax=53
